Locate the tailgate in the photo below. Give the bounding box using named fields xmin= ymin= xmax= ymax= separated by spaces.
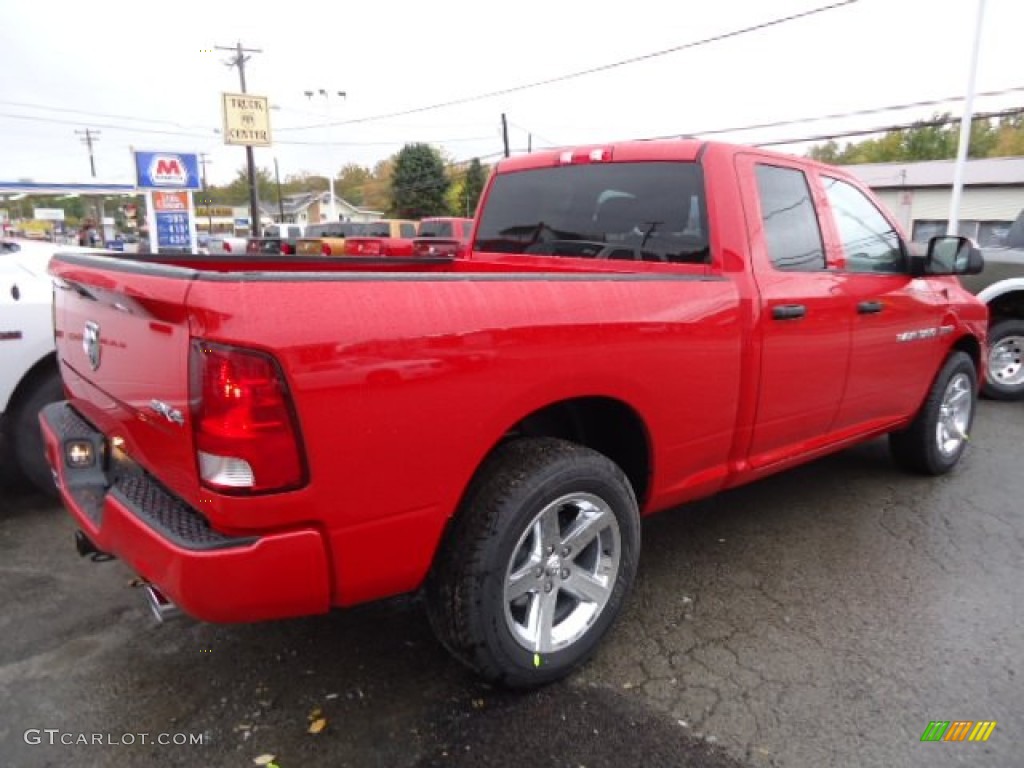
xmin=50 ymin=255 xmax=199 ymax=499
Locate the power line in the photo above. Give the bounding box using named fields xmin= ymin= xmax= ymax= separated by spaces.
xmin=753 ymin=106 xmax=1024 ymax=147
xmin=663 ymin=84 xmax=1024 ymax=139
xmin=0 ymin=99 xmax=218 ymax=131
xmin=277 ymin=0 xmax=861 ymax=132
xmin=0 ymin=111 xmax=219 ymax=139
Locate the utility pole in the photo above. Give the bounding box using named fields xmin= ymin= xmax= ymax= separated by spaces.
xmin=199 ymin=152 xmax=213 ymax=234
xmin=75 ymin=129 xmax=100 ymax=177
xmin=75 ymin=128 xmax=101 ymax=233
xmin=528 ymin=133 xmax=532 ymax=154
xmin=216 ymin=41 xmax=263 ymax=236
xmin=274 ymin=157 xmax=285 ymax=222
xmin=501 ymin=113 xmax=510 ymax=158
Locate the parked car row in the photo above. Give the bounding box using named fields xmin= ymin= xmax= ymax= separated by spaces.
xmin=250 ymin=217 xmax=475 ymax=258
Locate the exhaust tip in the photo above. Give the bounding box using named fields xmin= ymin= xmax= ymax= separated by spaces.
xmin=144 ymin=584 xmax=179 ymax=623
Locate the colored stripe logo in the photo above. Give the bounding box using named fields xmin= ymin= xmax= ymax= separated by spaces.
xmin=920 ymin=721 xmax=997 ymax=742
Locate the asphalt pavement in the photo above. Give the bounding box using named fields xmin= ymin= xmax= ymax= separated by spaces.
xmin=1 ymin=401 xmax=1021 ymax=768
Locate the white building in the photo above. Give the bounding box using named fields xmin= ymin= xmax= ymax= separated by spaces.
xmin=260 ymin=192 xmax=382 ymax=226
xmin=848 ymin=156 xmax=1024 ymax=247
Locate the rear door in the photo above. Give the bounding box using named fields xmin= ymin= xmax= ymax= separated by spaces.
xmin=817 ymin=174 xmax=950 ymax=429
xmin=737 ymin=154 xmax=851 ymax=468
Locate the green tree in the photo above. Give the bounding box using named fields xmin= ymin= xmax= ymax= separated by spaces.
xmin=389 ymin=143 xmax=450 ymax=218
xmin=216 ymin=166 xmax=276 ymax=204
xmin=461 ymin=158 xmax=487 ymax=217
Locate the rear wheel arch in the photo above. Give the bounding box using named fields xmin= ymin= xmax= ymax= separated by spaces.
xmin=500 ymin=396 xmax=652 ymax=508
xmin=6 ymin=352 xmax=59 ymax=415
xmin=425 ymin=395 xmax=651 ymax=602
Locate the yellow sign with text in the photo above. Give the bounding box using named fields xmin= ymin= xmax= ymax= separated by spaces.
xmin=221 ymin=92 xmax=272 ymax=147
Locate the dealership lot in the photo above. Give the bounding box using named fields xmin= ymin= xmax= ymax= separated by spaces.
xmin=2 ymin=401 xmax=1021 ymax=768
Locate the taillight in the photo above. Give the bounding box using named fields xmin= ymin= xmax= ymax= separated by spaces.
xmin=189 ymin=341 xmax=306 ymax=493
xmin=321 ymin=242 xmax=332 ymax=256
xmin=223 ymin=241 xmax=232 ymax=253
xmin=346 ymin=240 xmax=381 ymax=256
xmin=281 ymin=242 xmax=294 ymax=255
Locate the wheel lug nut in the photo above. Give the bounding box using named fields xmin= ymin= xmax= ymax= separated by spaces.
xmin=561 ymin=546 xmax=570 ymax=556
xmin=544 ymin=582 xmax=553 ymax=593
xmin=546 ymin=546 xmax=554 ymax=555
xmin=534 ymin=567 xmax=544 ymax=578
xmin=560 ymin=568 xmax=569 ymax=579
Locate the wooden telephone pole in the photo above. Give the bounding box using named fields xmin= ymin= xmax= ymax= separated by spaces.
xmin=216 ymin=41 xmax=263 ymax=234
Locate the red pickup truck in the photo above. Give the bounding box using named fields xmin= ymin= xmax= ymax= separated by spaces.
xmin=42 ymin=139 xmax=986 ymax=688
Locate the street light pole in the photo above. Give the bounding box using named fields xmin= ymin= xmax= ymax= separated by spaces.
xmin=948 ymin=0 xmax=987 ymax=237
xmin=305 ymin=89 xmax=346 ymax=221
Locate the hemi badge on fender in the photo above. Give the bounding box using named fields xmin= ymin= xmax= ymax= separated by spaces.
xmin=0 ymin=330 xmax=22 ymax=341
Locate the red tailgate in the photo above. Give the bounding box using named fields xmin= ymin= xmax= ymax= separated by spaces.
xmin=51 ymin=256 xmax=200 ymax=501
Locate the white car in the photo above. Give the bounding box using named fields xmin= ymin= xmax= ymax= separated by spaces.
xmin=1 ymin=238 xmax=104 ymax=493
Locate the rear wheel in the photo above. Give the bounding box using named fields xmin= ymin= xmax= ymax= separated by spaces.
xmin=12 ymin=369 xmax=64 ymax=496
xmin=890 ymin=351 xmax=977 ymax=475
xmin=982 ymin=319 xmax=1024 ymax=400
xmin=425 ymin=438 xmax=640 ymax=688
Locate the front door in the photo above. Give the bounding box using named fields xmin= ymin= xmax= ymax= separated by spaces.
xmin=816 ymin=174 xmax=949 ymax=431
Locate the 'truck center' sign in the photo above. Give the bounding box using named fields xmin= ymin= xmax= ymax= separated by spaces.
xmin=221 ymin=92 xmax=272 ymax=147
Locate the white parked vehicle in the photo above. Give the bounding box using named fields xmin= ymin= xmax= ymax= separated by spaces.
xmin=207 ymin=235 xmax=247 ymax=254
xmin=1 ymin=238 xmax=104 ymax=493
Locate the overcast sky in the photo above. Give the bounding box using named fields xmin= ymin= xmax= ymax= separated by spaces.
xmin=0 ymin=0 xmax=1021 ymax=188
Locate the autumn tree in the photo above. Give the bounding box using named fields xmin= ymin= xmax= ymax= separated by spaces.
xmin=808 ymin=113 xmax=1024 ymax=164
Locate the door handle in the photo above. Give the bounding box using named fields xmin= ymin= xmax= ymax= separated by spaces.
xmin=857 ymin=300 xmax=884 ymax=315
xmin=772 ymin=304 xmax=806 ymax=320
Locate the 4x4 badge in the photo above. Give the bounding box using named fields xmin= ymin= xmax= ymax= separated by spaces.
xmin=83 ymin=321 xmax=101 ymax=370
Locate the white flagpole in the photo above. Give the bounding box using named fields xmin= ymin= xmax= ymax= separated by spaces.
xmin=947 ymin=0 xmax=987 ymax=237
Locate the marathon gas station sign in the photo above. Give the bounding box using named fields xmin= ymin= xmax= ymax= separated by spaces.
xmin=133 ymin=151 xmax=199 ymax=253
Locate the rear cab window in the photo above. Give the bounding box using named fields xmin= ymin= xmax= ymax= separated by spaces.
xmin=474 ymin=162 xmax=710 ymax=264
xmin=754 ymin=164 xmax=826 ymax=272
xmin=420 ymin=221 xmax=454 ymax=238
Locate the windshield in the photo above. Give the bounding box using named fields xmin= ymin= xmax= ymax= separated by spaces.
xmin=474 ymin=162 xmax=709 ymax=264
xmin=355 ymin=221 xmax=392 ymax=237
xmin=419 ymin=221 xmax=453 ymax=238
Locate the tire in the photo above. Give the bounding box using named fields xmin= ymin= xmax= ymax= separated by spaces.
xmin=11 ymin=369 xmax=64 ymax=497
xmin=424 ymin=437 xmax=641 ymax=688
xmin=889 ymin=351 xmax=977 ymax=476
xmin=982 ymin=319 xmax=1024 ymax=401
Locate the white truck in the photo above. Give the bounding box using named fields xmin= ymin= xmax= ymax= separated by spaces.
xmin=1 ymin=239 xmax=102 ymax=494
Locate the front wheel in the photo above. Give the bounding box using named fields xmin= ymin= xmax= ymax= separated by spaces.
xmin=889 ymin=351 xmax=977 ymax=475
xmin=982 ymin=319 xmax=1024 ymax=400
xmin=424 ymin=438 xmax=641 ymax=688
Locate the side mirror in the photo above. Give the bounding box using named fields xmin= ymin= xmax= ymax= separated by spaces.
xmin=922 ymin=235 xmax=984 ymax=276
